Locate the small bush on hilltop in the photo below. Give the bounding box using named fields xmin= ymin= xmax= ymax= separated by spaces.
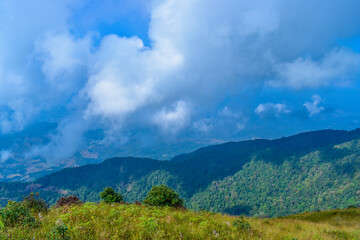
xmin=0 ymin=201 xmax=37 ymax=227
xmin=99 ymin=187 xmax=123 ymax=203
xmin=23 ymin=192 xmax=48 ymax=214
xmin=143 ymin=185 xmax=184 ymax=208
xmin=56 ymin=195 xmax=83 ymax=208
xmin=47 ymin=220 xmax=71 ymax=240
xmin=232 ymin=215 xmax=252 ymax=232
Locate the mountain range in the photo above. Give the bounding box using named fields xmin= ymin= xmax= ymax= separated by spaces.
xmin=1 ymin=128 xmax=360 ymax=217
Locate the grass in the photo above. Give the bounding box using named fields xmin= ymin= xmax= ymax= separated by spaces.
xmin=1 ymin=203 xmax=360 ymax=239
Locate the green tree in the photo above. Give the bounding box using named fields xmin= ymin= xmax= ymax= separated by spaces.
xmin=0 ymin=201 xmax=37 ymax=227
xmin=99 ymin=187 xmax=123 ymax=203
xmin=143 ymin=185 xmax=184 ymax=208
xmin=23 ymin=192 xmax=48 ymax=213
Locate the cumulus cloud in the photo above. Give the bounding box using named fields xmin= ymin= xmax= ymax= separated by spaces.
xmin=304 ymin=95 xmax=325 ymax=116
xmin=255 ymin=103 xmax=290 ymax=118
xmin=83 ymin=34 xmax=182 ymax=119
xmin=0 ymin=0 xmax=74 ymax=133
xmin=153 ymin=101 xmax=191 ymax=134
xmin=270 ymin=49 xmax=360 ymax=89
xmin=35 ymin=31 xmax=92 ymax=84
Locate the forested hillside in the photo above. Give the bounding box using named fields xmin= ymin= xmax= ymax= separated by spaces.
xmin=1 ymin=129 xmax=360 ymax=217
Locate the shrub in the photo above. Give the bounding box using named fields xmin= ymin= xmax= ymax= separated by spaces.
xmin=23 ymin=192 xmax=49 ymax=213
xmin=99 ymin=187 xmax=123 ymax=203
xmin=0 ymin=201 xmax=37 ymax=227
xmin=232 ymin=215 xmax=252 ymax=232
xmin=47 ymin=221 xmax=71 ymax=240
xmin=56 ymin=195 xmax=83 ymax=208
xmin=143 ymin=185 xmax=184 ymax=208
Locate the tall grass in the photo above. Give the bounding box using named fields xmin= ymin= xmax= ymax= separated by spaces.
xmin=1 ymin=203 xmax=360 ymax=239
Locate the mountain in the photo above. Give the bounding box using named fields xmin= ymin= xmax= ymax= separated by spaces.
xmin=1 ymin=128 xmax=360 ymax=217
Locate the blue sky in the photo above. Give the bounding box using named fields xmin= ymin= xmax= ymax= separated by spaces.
xmin=1 ymin=0 xmax=360 ymax=163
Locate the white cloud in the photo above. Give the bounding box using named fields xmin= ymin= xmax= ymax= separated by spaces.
xmin=153 ymin=100 xmax=191 ymax=134
xmin=0 ymin=99 xmax=40 ymax=134
xmin=220 ymin=107 xmax=241 ymax=119
xmin=193 ymin=118 xmax=213 ymax=133
xmin=0 ymin=150 xmax=11 ymax=162
xmin=83 ymin=34 xmax=183 ymax=119
xmin=304 ymin=95 xmax=324 ymax=116
xmin=255 ymin=103 xmax=289 ymax=118
xmin=1 ymin=0 xmax=360 ymax=163
xmin=35 ymin=31 xmax=92 ymax=83
xmin=27 ymin=117 xmax=88 ymax=164
xmin=270 ymin=49 xmax=360 ymax=89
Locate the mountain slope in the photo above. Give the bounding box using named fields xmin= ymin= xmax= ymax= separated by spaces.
xmin=2 ymin=128 xmax=360 ymax=217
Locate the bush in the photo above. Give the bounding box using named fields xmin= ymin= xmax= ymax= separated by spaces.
xmin=143 ymin=185 xmax=184 ymax=208
xmin=23 ymin=192 xmax=49 ymax=213
xmin=232 ymin=215 xmax=252 ymax=232
xmin=56 ymin=195 xmax=83 ymax=208
xmin=47 ymin=221 xmax=71 ymax=240
xmin=0 ymin=201 xmax=37 ymax=227
xmin=99 ymin=187 xmax=123 ymax=203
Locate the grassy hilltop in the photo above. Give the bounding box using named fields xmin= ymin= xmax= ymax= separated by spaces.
xmin=2 ymin=203 xmax=360 ymax=239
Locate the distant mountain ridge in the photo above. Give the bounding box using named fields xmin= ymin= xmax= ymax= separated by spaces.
xmin=1 ymin=128 xmax=360 ymax=217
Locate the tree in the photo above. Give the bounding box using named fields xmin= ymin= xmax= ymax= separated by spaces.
xmin=99 ymin=187 xmax=123 ymax=203
xmin=56 ymin=195 xmax=83 ymax=207
xmin=143 ymin=185 xmax=184 ymax=208
xmin=0 ymin=201 xmax=36 ymax=227
xmin=23 ymin=192 xmax=48 ymax=213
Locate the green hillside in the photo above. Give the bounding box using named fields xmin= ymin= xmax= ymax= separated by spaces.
xmin=2 ymin=129 xmax=360 ymax=217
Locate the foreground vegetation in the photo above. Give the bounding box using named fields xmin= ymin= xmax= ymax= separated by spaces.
xmin=2 ymin=202 xmax=360 ymax=239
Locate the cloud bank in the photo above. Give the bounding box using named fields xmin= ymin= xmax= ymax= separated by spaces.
xmin=0 ymin=0 xmax=360 ymax=163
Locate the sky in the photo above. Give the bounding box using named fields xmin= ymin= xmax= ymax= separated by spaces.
xmin=1 ymin=0 xmax=360 ymax=163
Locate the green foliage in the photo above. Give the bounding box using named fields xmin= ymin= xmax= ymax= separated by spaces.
xmin=0 ymin=201 xmax=36 ymax=227
xmin=190 ymin=145 xmax=360 ymax=217
xmin=23 ymin=191 xmax=48 ymax=213
xmin=99 ymin=187 xmax=123 ymax=203
xmin=56 ymin=195 xmax=83 ymax=208
xmin=0 ymin=202 xmax=260 ymax=239
xmin=1 ymin=203 xmax=360 ymax=239
xmin=47 ymin=221 xmax=71 ymax=240
xmin=144 ymin=185 xmax=184 ymax=208
xmin=232 ymin=215 xmax=252 ymax=232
